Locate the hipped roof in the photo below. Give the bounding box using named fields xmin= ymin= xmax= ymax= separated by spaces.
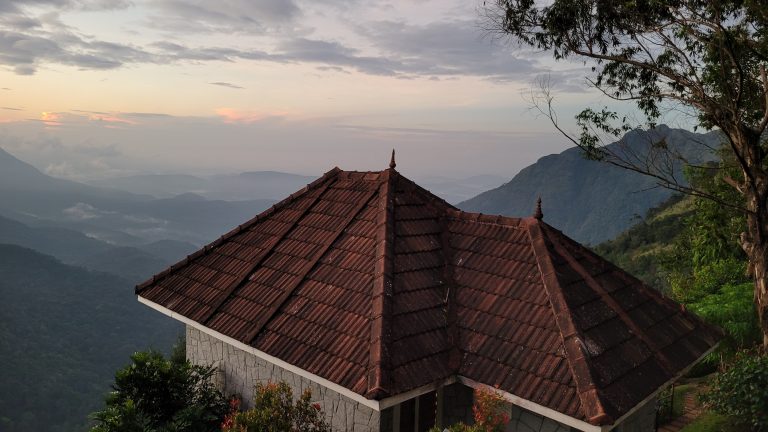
xmin=137 ymin=165 xmax=721 ymax=426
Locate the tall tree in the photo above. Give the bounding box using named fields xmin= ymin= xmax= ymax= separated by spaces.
xmin=484 ymin=0 xmax=768 ymax=347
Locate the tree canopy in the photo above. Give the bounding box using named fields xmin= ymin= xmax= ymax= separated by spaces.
xmin=486 ymin=0 xmax=768 ymax=347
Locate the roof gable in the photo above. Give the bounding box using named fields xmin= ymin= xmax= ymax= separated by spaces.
xmin=137 ymin=165 xmax=722 ymax=426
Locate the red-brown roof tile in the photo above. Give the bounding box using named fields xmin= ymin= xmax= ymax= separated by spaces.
xmin=137 ymin=165 xmax=722 ymax=426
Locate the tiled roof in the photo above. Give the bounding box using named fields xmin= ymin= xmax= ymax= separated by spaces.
xmin=136 ymin=165 xmax=722 ymax=426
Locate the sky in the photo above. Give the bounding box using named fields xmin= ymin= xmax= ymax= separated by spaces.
xmin=0 ymin=0 xmax=602 ymax=181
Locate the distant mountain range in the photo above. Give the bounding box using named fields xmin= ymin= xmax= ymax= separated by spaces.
xmin=459 ymin=125 xmax=721 ymax=244
xmin=0 ymin=147 xmax=274 ymax=246
xmin=91 ymin=170 xmax=506 ymax=205
xmin=90 ymin=171 xmax=317 ymax=201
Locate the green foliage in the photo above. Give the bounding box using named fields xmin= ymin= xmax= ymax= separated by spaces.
xmin=662 ymin=159 xmax=748 ymax=303
xmin=221 ymin=382 xmax=331 ymax=432
xmin=689 ymin=283 xmax=760 ymax=349
xmin=0 ymin=244 xmax=180 ymax=432
xmin=490 ymin=0 xmax=768 ymax=140
xmin=90 ymin=347 xmax=228 ymax=432
xmin=700 ymin=352 xmax=768 ymax=430
xmin=428 ymin=387 xmax=510 ymax=432
xmin=594 ymin=193 xmax=692 ymax=289
xmin=679 ymin=412 xmax=750 ymax=432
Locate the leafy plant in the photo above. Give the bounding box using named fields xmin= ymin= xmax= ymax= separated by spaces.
xmin=90 ymin=346 xmax=228 ymax=432
xmin=700 ymin=352 xmax=768 ymax=430
xmin=429 ymin=387 xmax=510 ymax=432
xmin=689 ymin=283 xmax=761 ymax=350
xmin=221 ymin=382 xmax=330 ymax=432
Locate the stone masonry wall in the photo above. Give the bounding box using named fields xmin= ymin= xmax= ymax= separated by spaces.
xmin=506 ymin=406 xmax=571 ymax=432
xmin=186 ymin=325 xmax=381 ymax=432
xmin=615 ymin=395 xmax=657 ymax=432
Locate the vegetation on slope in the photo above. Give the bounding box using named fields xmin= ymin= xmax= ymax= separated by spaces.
xmin=0 ymin=244 xmax=181 ymax=432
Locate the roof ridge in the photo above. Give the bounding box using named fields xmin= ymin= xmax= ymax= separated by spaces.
xmin=365 ymin=168 xmax=396 ymax=399
xmin=244 ymin=173 xmax=383 ymax=345
xmin=541 ymin=224 xmax=679 ymax=376
xmin=445 ymin=209 xmax=525 ymax=227
xmin=524 ymin=217 xmax=613 ymax=425
xmin=438 ymin=212 xmax=462 ymax=373
xmin=135 ymin=167 xmax=342 ymax=295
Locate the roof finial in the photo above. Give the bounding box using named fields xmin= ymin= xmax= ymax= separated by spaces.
xmin=533 ymin=196 xmax=543 ymax=220
xmin=389 ymin=149 xmax=396 ymax=169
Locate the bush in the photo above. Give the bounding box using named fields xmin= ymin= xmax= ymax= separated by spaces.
xmin=700 ymin=352 xmax=768 ymax=430
xmin=688 ymin=282 xmax=760 ymax=350
xmin=429 ymin=387 xmax=510 ymax=432
xmin=90 ymin=347 xmax=228 ymax=432
xmin=221 ymin=382 xmax=330 ymax=432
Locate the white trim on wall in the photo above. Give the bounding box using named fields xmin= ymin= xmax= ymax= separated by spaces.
xmin=457 ymin=376 xmax=608 ymax=432
xmin=138 ymin=296 xmax=382 ymax=410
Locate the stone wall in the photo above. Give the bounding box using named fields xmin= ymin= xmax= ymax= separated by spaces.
xmin=186 ymin=325 xmax=381 ymax=432
xmin=506 ymin=406 xmax=571 ymax=432
xmin=615 ymin=395 xmax=657 ymax=432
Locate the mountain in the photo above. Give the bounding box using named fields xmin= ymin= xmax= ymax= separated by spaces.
xmin=459 ymin=126 xmax=721 ymax=244
xmin=593 ymin=194 xmax=693 ymax=289
xmin=0 ymin=213 xmax=198 ymax=281
xmin=0 ymin=147 xmax=274 ymax=246
xmin=89 ymin=174 xmax=209 ymax=198
xmin=92 ymin=171 xmax=316 ymax=201
xmin=0 ymin=213 xmax=112 ymax=263
xmin=0 ymin=244 xmax=181 ymax=432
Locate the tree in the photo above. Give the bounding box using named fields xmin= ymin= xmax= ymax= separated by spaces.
xmin=90 ymin=346 xmax=229 ymax=432
xmin=484 ymin=0 xmax=768 ymax=347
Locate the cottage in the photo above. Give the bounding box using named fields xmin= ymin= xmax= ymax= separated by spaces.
xmin=137 ymin=154 xmax=721 ymax=432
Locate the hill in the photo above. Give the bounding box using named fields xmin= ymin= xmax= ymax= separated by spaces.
xmin=593 ymin=194 xmax=693 ymax=289
xmin=0 ymin=213 xmax=197 ymax=281
xmin=459 ymin=125 xmax=720 ymax=244
xmin=0 ymin=244 xmax=181 ymax=432
xmin=0 ymin=147 xmax=274 ymax=246
xmin=93 ymin=171 xmax=316 ymax=201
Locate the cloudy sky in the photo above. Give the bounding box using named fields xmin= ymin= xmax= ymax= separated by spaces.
xmin=0 ymin=0 xmax=601 ymax=181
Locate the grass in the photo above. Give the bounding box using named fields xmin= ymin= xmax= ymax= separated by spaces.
xmin=678 ymin=412 xmax=750 ymax=432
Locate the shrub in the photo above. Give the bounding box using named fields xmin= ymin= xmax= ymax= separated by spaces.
xmin=90 ymin=348 xmax=228 ymax=432
xmin=688 ymin=282 xmax=760 ymax=350
xmin=700 ymin=352 xmax=768 ymax=430
xmin=221 ymin=382 xmax=330 ymax=432
xmin=430 ymin=387 xmax=510 ymax=432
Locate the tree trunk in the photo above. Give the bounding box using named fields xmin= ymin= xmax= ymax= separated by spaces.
xmin=736 ymin=129 xmax=768 ymax=349
xmin=742 ymin=221 xmax=768 ymax=348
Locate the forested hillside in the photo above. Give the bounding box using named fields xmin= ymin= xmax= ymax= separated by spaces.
xmin=0 ymin=245 xmax=181 ymax=432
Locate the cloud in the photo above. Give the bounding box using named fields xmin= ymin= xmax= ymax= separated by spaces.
xmin=0 ymin=26 xmax=158 ymax=74
xmin=40 ymin=111 xmax=62 ymax=126
xmin=2 ymin=107 xmax=23 ymax=111
xmin=355 ymin=19 xmax=542 ymax=81
xmin=62 ymin=202 xmax=112 ymax=220
xmin=215 ymin=107 xmax=289 ymax=123
xmin=0 ymin=0 xmax=132 ymax=14
xmin=0 ymin=1 xmax=567 ymax=84
xmin=209 ymin=81 xmax=244 ymax=89
xmin=145 ymin=0 xmax=300 ymax=33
